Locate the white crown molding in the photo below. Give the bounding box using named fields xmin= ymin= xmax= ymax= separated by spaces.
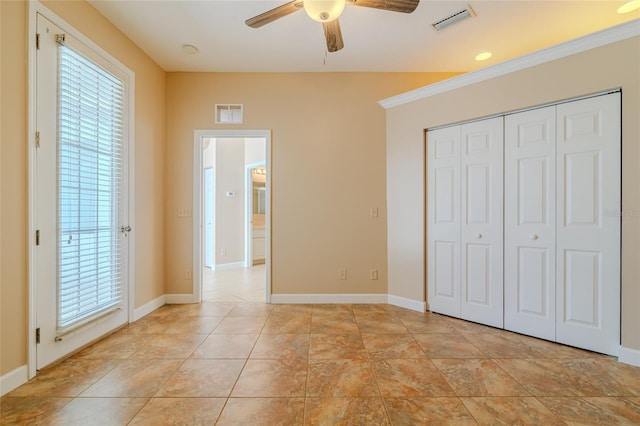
xmin=378 ymin=19 xmax=640 ymax=109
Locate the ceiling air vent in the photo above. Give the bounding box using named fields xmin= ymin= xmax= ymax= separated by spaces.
xmin=432 ymin=5 xmax=475 ymax=31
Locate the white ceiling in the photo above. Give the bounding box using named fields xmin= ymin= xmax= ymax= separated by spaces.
xmin=88 ymin=0 xmax=639 ymax=72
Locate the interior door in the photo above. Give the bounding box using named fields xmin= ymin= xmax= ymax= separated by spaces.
xmin=204 ymin=167 xmax=214 ymax=269
xmin=504 ymin=106 xmax=556 ymax=340
xmin=427 ymin=126 xmax=461 ymax=317
xmin=35 ymin=14 xmax=129 ymax=369
xmin=555 ymin=93 xmax=621 ymax=356
xmin=460 ymin=117 xmax=504 ymax=328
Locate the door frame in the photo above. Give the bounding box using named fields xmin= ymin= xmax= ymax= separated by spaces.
xmin=27 ymin=1 xmax=136 ymax=379
xmin=192 ymin=130 xmax=272 ymax=303
xmin=245 ymin=161 xmax=266 ymax=268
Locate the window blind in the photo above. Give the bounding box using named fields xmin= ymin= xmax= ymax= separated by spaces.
xmin=57 ymin=44 xmax=125 ymax=332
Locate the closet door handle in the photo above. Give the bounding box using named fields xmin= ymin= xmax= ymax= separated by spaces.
xmin=476 ymin=233 xmax=482 ymax=239
xmin=530 ymin=234 xmax=538 ymax=240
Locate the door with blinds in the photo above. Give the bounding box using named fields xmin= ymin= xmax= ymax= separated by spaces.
xmin=35 ymin=14 xmax=130 ymax=369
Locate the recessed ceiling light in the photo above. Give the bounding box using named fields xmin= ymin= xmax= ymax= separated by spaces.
xmin=618 ymin=0 xmax=640 ymax=13
xmin=475 ymin=51 xmax=493 ymax=61
xmin=182 ymin=44 xmax=199 ymax=55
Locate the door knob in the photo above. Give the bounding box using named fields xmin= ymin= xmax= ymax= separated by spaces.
xmin=530 ymin=234 xmax=538 ymax=240
xmin=476 ymin=233 xmax=482 ymax=239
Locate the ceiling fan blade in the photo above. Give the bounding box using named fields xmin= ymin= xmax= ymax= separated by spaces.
xmin=347 ymin=0 xmax=419 ymax=13
xmin=245 ymin=0 xmax=304 ymax=28
xmin=323 ymin=19 xmax=344 ymax=52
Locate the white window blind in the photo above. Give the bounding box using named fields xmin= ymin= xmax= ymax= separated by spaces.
xmin=57 ymin=44 xmax=125 ymax=332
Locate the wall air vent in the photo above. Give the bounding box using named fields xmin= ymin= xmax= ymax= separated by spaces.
xmin=432 ymin=5 xmax=475 ymax=31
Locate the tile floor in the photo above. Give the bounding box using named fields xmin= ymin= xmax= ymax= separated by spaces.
xmin=3 ymin=268 xmax=640 ymax=424
xmin=3 ymin=305 xmax=640 ymax=425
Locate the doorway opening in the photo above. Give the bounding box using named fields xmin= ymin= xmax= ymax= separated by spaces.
xmin=193 ymin=130 xmax=271 ymax=303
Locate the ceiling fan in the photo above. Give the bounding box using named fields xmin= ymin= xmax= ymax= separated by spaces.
xmin=245 ymin=0 xmax=420 ymax=53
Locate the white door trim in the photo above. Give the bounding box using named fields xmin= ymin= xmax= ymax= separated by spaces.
xmin=27 ymin=1 xmax=135 ymax=379
xmin=193 ymin=130 xmax=272 ymax=303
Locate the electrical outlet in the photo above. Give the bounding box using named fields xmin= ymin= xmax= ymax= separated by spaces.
xmin=369 ymin=269 xmax=379 ymax=280
xmin=220 ymin=248 xmax=227 ymax=256
xmin=370 ymin=207 xmax=379 ymax=218
xmin=339 ymin=268 xmax=347 ymax=280
xmin=184 ymin=269 xmax=192 ymax=280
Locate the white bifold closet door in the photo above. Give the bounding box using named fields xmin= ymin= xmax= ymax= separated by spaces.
xmin=460 ymin=118 xmax=504 ymax=328
xmin=504 ymin=93 xmax=620 ymax=355
xmin=504 ymin=106 xmax=557 ymax=340
xmin=428 ymin=117 xmax=504 ymax=328
xmin=427 ymin=126 xmax=461 ymax=317
xmin=555 ymin=94 xmax=621 ymax=355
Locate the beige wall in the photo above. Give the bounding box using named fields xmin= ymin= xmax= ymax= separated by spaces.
xmin=385 ymin=37 xmax=640 ymax=350
xmin=165 ymin=72 xmax=458 ymax=295
xmin=0 ymin=0 xmax=166 ymax=376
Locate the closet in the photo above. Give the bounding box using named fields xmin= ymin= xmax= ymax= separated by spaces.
xmin=427 ymin=92 xmax=621 ymax=356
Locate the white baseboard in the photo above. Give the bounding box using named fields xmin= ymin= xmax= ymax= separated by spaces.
xmin=0 ymin=365 xmax=28 ymax=396
xmin=214 ymin=262 xmax=245 ymax=271
xmin=270 ymin=293 xmax=388 ymax=304
xmin=165 ymin=293 xmax=196 ymax=304
xmin=619 ymin=346 xmax=640 ymax=367
xmin=387 ymin=294 xmax=426 ymax=313
xmin=133 ymin=294 xmax=165 ymax=321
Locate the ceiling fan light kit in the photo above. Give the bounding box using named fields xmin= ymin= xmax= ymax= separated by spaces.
xmin=304 ymin=0 xmax=346 ymax=22
xmin=245 ymin=0 xmax=419 ymax=52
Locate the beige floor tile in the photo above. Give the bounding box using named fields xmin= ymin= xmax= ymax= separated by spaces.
xmin=155 ymin=359 xmax=244 ymax=397
xmin=432 ymin=359 xmax=529 ymax=397
xmin=191 ymin=333 xmax=258 ymax=359
xmin=231 ymin=359 xmax=307 ymax=397
xmin=555 ymin=358 xmax=640 ymax=396
xmin=463 ymin=333 xmax=543 ymax=358
xmin=373 ymin=359 xmax=455 ymax=397
xmin=43 ymin=397 xmax=147 ymax=426
xmin=187 ymin=301 xmax=237 ymax=316
xmin=7 ymin=358 xmax=118 ymax=397
xmin=305 ymin=398 xmax=390 ymax=425
xmin=121 ymin=315 xmax=181 ymax=335
xmin=312 ymin=304 xmax=355 ymax=315
xmin=250 ymin=333 xmax=310 ymax=360
xmin=461 ymin=397 xmax=564 ymax=425
xmin=129 ymin=333 xmax=207 ymax=359
xmin=309 ymin=333 xmax=368 ymax=359
xmin=400 ymin=315 xmax=457 ymax=334
xmin=441 ymin=317 xmax=505 ymax=335
xmin=216 ymin=398 xmax=305 ymax=426
xmin=262 ymin=312 xmax=312 ymax=334
xmin=414 ymin=333 xmax=486 ymax=359
xmin=384 ymin=397 xmax=477 ymax=425
xmin=538 ymin=396 xmax=640 ymax=425
xmin=80 ymin=359 xmax=182 ymax=397
xmin=307 ymin=359 xmax=379 ymax=397
xmin=361 ymin=333 xmax=426 ymax=359
xmin=310 ymin=315 xmax=360 ymax=334
xmin=212 ymin=315 xmax=268 ymax=334
xmin=72 ymin=332 xmax=155 ymax=359
xmin=0 ymin=397 xmax=71 ymax=425
xmin=227 ymin=302 xmax=274 ymax=316
xmin=128 ymin=397 xmax=226 ymax=425
xmin=356 ymin=316 xmax=408 ymax=334
xmin=495 ymin=359 xmax=604 ymax=397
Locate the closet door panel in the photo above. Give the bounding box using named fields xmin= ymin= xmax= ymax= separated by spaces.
xmin=556 ymin=93 xmax=621 ymax=356
xmin=460 ymin=117 xmax=504 ymax=328
xmin=504 ymin=106 xmax=556 ymax=340
xmin=427 ymin=126 xmax=461 ymax=316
